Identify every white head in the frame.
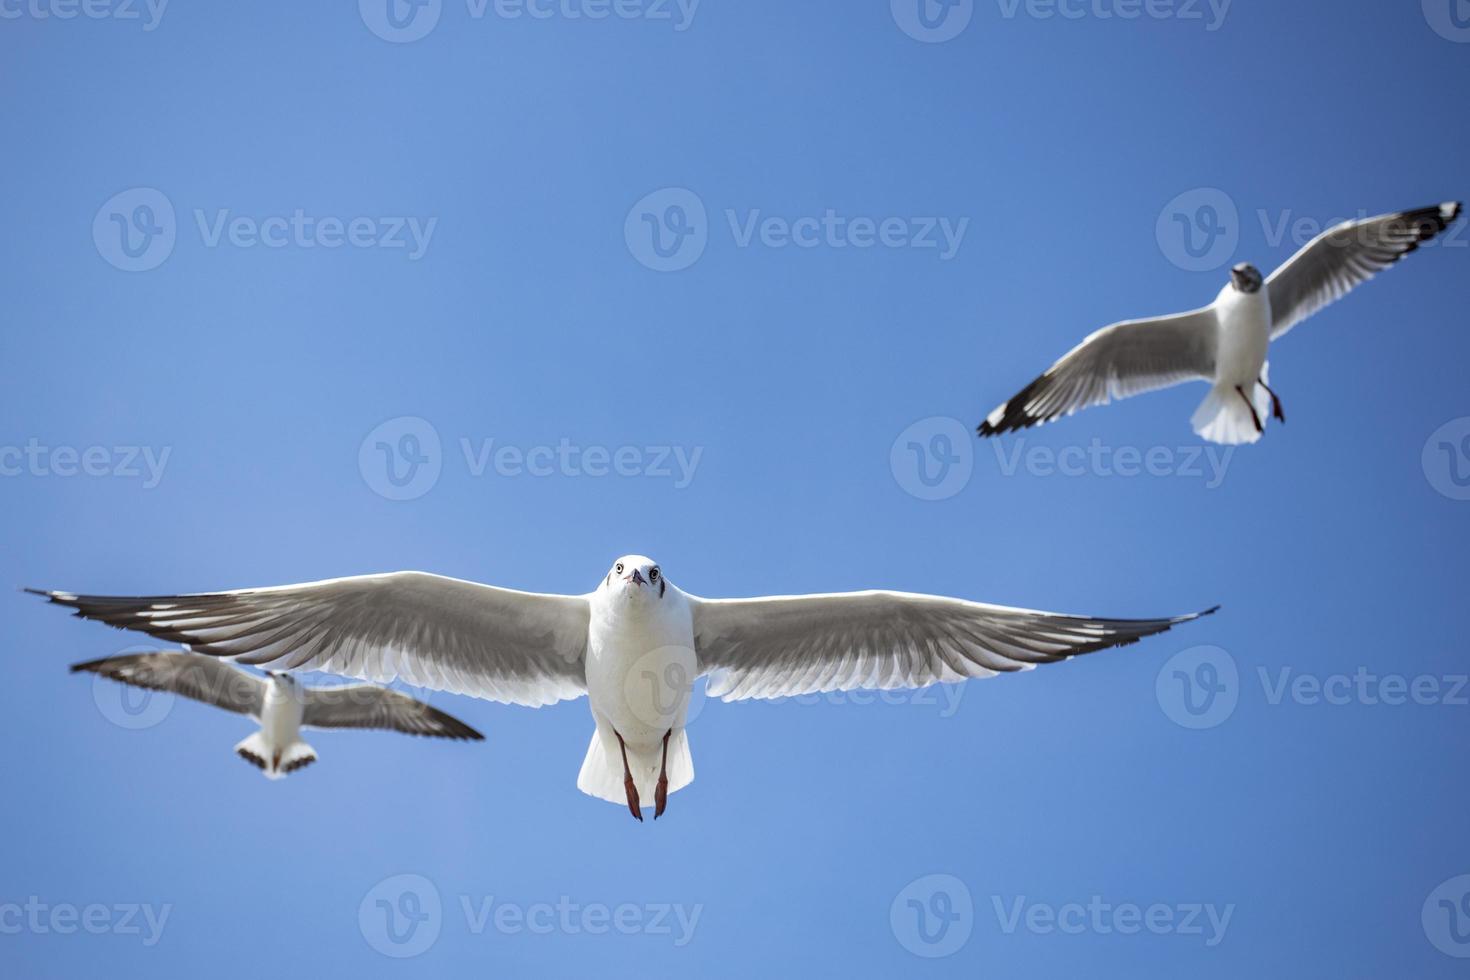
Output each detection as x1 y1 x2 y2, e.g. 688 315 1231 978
602 554 668 602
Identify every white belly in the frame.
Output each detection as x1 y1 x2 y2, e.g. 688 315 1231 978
260 683 304 747
585 597 697 749
1214 289 1271 387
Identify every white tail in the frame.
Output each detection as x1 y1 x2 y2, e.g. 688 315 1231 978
577 727 693 806
234 732 317 780
1192 366 1271 446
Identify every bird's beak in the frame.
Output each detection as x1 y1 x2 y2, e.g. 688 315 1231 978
627 569 646 586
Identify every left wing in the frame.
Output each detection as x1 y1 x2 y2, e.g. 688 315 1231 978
1267 202 1461 340
302 684 483 740
691 590 1216 701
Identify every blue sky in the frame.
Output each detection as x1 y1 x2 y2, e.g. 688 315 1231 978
3 1 1469 976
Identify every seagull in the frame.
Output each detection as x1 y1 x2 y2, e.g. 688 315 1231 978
31 559 1216 819
979 202 1462 445
71 650 483 779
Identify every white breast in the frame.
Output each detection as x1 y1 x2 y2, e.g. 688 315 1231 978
584 588 697 748
1212 286 1271 387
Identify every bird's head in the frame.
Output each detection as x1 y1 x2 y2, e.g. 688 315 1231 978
603 554 667 601
1229 263 1263 294
266 670 296 687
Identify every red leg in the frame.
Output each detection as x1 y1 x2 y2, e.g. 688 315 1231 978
1258 378 1285 423
654 729 672 820
616 731 643 822
1235 385 1263 433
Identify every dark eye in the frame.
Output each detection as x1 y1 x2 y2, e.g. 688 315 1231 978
615 563 624 574
649 568 660 582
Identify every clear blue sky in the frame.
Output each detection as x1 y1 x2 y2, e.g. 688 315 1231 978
3 2 1468 977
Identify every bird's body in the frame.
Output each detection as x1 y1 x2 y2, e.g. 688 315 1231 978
38 557 1215 819
70 651 482 779
979 202 1461 444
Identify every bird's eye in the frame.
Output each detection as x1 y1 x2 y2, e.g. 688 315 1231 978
649 568 660 582
615 563 624 574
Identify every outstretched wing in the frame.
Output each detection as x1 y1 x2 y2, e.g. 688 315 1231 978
1267 202 1462 340
32 572 590 707
979 308 1216 436
302 684 483 740
70 650 264 716
691 590 1216 701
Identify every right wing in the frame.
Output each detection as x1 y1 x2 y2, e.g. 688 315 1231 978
70 651 264 716
302 684 484 741
979 308 1216 436
34 572 590 707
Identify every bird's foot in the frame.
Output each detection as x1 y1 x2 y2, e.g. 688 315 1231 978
1236 386 1264 434
1269 392 1285 423
623 774 644 822
654 729 671 820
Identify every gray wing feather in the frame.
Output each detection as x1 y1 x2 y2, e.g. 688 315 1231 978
70 651 264 715
979 308 1217 436
691 591 1217 701
35 573 590 707
302 684 483 740
1267 202 1461 340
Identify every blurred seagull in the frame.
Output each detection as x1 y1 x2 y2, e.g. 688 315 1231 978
71 650 483 779
979 202 1462 444
34 560 1214 818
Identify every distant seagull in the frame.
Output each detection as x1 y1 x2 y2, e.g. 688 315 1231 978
33 560 1214 818
979 202 1462 444
71 650 483 779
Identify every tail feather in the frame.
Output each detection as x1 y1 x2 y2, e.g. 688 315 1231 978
1192 369 1270 446
234 732 316 780
577 728 693 807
